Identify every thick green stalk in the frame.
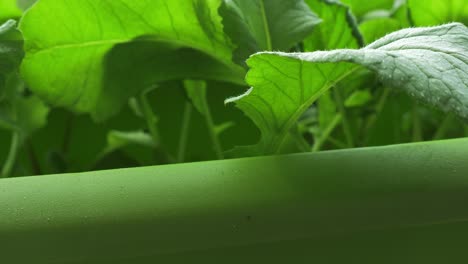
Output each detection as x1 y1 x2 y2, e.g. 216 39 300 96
1 139 468 263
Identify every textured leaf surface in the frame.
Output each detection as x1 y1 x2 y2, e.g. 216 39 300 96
230 23 468 155
220 0 321 65
20 0 244 120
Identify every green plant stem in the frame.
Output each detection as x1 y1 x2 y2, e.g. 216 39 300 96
136 89 175 164
432 114 454 140
1 132 20 178
312 114 342 152
27 139 42 175
412 105 423 142
62 112 74 154
363 87 391 137
333 87 354 148
177 102 193 163
259 0 273 51
138 91 160 145
201 100 224 160
327 136 348 149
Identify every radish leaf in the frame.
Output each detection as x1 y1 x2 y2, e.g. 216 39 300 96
229 23 468 155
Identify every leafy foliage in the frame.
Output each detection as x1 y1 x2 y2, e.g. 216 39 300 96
220 0 321 65
229 23 467 155
0 0 467 176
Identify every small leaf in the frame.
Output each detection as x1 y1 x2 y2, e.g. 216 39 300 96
106 130 156 151
97 130 156 164
345 90 372 108
229 23 468 156
15 95 49 135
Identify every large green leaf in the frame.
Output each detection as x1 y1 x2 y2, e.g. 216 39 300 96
409 0 468 26
20 0 245 120
228 23 468 156
0 0 21 23
220 0 321 65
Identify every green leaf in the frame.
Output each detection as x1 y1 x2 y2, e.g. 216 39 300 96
304 0 363 51
318 91 336 131
220 0 321 65
0 20 23 95
14 95 49 135
1 20 47 136
185 80 210 116
0 0 21 23
340 0 393 19
303 0 363 150
100 130 156 158
359 1 411 43
409 0 468 26
184 79 224 159
345 90 372 108
19 0 245 120
229 23 468 156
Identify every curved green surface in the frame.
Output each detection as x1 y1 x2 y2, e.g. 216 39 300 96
1 138 468 263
